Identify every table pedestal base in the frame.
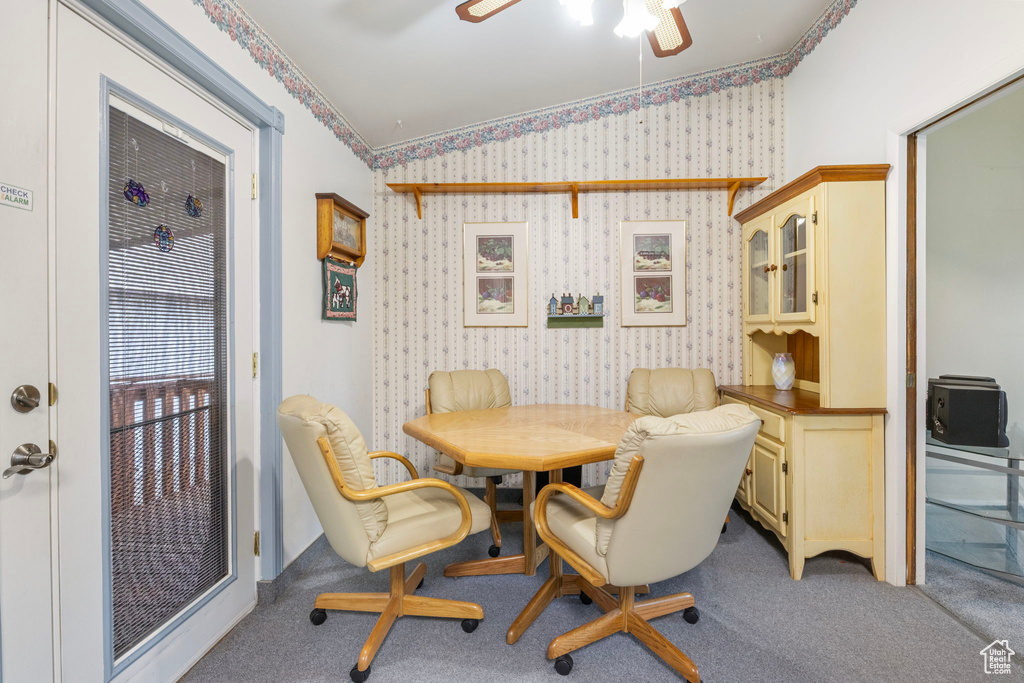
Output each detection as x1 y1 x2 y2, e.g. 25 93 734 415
443 545 550 577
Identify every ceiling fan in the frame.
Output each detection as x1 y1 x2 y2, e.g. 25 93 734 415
456 0 693 58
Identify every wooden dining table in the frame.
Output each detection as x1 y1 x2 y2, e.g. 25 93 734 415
402 403 640 643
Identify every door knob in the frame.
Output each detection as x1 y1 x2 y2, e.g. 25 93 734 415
3 443 56 479
10 385 41 413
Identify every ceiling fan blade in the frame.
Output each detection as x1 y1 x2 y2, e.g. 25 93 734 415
456 0 526 23
644 1 693 57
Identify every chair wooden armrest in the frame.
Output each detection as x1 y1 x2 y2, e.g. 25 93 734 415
317 437 473 571
432 460 464 476
534 455 644 587
368 451 420 480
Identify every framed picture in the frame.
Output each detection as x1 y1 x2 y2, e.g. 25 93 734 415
463 222 529 327
322 258 357 321
619 221 686 326
316 193 369 266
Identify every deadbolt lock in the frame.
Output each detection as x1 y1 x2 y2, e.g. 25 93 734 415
11 385 41 413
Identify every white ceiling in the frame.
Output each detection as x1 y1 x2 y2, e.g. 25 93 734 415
235 0 834 148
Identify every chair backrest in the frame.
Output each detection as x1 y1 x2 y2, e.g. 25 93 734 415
625 368 718 417
427 369 511 414
277 395 388 568
597 404 760 587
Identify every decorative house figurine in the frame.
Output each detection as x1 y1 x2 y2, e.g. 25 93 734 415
561 294 575 315
578 294 591 315
593 294 604 315
549 294 558 316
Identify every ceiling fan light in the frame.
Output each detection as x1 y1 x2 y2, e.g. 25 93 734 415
559 0 596 26
614 0 660 38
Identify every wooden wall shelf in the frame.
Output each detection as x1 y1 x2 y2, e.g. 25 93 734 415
387 177 768 219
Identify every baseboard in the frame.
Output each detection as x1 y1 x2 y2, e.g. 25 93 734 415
256 534 329 605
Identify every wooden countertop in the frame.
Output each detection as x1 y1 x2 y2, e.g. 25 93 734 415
718 385 887 416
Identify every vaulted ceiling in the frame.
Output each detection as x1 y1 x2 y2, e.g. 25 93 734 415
235 0 837 147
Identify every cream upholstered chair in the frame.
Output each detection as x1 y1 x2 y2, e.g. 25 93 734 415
278 395 491 683
625 367 733 534
625 367 718 417
426 369 518 557
534 404 760 681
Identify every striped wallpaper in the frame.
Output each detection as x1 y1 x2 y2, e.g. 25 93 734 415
371 79 786 488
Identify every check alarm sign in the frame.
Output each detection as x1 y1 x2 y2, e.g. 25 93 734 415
0 183 33 211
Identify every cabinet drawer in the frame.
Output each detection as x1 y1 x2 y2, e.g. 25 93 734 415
722 394 786 442
748 404 786 443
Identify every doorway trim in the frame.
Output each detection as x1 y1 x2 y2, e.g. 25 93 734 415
75 0 286 581
902 71 1024 585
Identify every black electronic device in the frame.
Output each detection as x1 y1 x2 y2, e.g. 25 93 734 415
927 375 1009 448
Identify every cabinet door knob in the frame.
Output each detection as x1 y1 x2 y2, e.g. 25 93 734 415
770 264 778 272
782 263 789 272
763 265 770 273
745 468 753 476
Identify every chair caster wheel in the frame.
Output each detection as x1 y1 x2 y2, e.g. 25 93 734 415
554 654 573 675
349 665 370 682
461 618 479 633
309 608 327 626
579 592 593 605
683 606 700 624
417 578 424 590
721 522 728 534
488 545 501 557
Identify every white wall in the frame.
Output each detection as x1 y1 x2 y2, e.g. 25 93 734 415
787 0 1024 178
785 0 1024 584
128 0 376 567
925 84 1024 506
371 81 785 489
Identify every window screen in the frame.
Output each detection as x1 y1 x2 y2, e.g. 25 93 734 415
107 104 229 659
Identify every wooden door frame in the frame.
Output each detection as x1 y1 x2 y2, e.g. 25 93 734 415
903 73 1024 585
905 133 918 584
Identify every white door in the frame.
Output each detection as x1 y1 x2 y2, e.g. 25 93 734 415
0 4 57 681
53 6 258 681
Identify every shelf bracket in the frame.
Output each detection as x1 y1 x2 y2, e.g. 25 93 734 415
412 186 423 219
571 183 580 219
727 180 742 216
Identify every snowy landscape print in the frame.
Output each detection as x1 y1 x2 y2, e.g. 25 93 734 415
633 234 671 271
477 236 514 272
635 276 672 313
477 277 514 314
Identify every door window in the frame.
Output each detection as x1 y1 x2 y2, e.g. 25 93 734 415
107 104 229 658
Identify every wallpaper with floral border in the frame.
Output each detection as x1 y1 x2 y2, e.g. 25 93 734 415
191 0 374 166
192 0 855 169
370 80 785 489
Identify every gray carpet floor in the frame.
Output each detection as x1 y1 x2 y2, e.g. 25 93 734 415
919 551 1023 653
183 509 1022 682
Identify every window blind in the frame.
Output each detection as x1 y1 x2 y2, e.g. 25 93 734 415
107 105 229 659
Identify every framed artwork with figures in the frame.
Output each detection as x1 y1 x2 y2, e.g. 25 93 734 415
463 222 528 327
619 221 686 326
316 193 369 266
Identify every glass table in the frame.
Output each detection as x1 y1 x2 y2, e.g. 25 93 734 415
925 434 1022 578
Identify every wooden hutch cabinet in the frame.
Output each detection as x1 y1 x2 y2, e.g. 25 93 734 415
722 165 889 580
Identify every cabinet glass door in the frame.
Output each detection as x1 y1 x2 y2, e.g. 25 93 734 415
775 202 815 323
745 222 772 322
